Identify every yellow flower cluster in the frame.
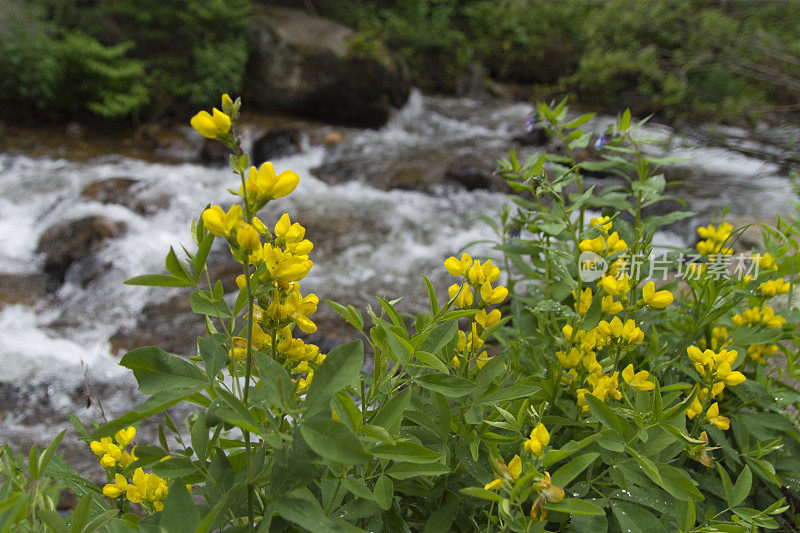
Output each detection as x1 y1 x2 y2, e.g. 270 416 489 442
444 253 507 370
578 231 628 256
757 279 790 297
747 344 779 365
91 427 170 511
483 455 565 520
732 305 785 329
696 222 733 257
686 346 747 430
89 427 136 469
697 326 730 351
102 468 169 512
559 314 650 412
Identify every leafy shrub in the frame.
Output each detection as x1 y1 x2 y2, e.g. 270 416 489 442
2 96 800 531
0 1 147 119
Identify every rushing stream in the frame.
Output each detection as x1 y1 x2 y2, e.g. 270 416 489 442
0 91 796 472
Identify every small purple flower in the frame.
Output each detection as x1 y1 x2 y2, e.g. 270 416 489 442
595 133 609 151
525 112 538 133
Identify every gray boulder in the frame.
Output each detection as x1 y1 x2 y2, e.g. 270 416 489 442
246 6 411 128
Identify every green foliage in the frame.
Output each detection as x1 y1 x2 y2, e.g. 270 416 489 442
0 1 147 118
103 0 250 109
0 0 249 119
321 0 800 119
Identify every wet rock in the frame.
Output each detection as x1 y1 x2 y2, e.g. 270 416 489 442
36 216 127 286
322 131 344 146
0 273 48 309
135 123 202 162
199 138 231 166
65 122 83 139
445 165 493 191
246 5 411 127
251 128 302 164
512 124 548 146
109 294 203 356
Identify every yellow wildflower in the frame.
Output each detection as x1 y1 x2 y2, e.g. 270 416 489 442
642 281 673 308
114 427 136 448
444 253 473 277
480 282 508 304
524 423 550 456
190 108 231 139
102 473 128 499
236 223 261 254
448 283 474 309
243 162 300 203
573 288 593 315
202 204 243 238
621 364 655 391
475 308 501 329
705 402 730 430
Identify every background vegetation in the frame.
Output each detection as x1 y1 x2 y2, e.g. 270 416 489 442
1 0 798 123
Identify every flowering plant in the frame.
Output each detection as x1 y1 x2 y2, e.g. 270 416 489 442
5 97 800 532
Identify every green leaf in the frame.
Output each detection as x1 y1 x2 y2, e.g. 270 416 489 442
385 462 450 480
717 463 735 505
37 430 66 476
165 246 192 281
151 457 198 479
586 394 633 438
551 453 599 488
544 498 605 516
206 390 262 435
360 424 394 444
371 442 441 463
611 500 666 533
300 418 371 465
731 466 752 507
39 510 68 533
675 500 696 532
373 475 393 511
273 497 347 533
69 493 91 533
626 446 662 485
459 487 505 503
190 291 232 319
193 234 215 281
305 341 363 417
423 493 459 533
326 299 364 332
419 320 457 355
253 350 292 410
197 337 227 379
415 374 476 398
543 435 602 467
159 479 200 532
657 462 704 502
422 275 439 315
90 388 201 439
371 388 410 432
643 211 694 232
121 346 208 394
124 274 194 287
413 350 449 373
477 385 539 405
